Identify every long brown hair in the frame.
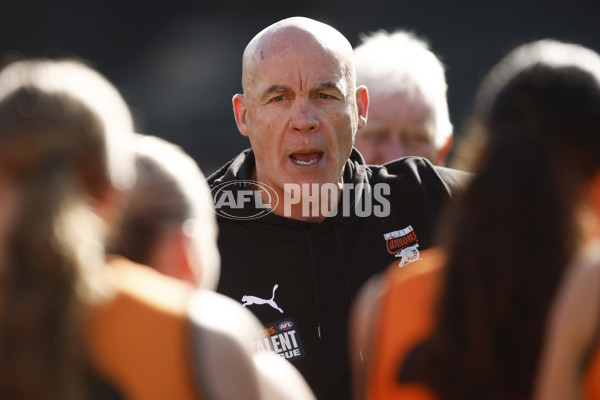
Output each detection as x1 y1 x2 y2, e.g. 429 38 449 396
415 41 600 399
0 60 134 400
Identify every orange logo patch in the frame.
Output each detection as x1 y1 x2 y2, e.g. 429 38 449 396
383 226 419 255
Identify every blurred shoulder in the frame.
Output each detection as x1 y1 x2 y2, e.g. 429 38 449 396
382 247 447 295
369 157 471 196
187 289 316 400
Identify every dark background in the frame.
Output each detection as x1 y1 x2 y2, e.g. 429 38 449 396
3 0 599 174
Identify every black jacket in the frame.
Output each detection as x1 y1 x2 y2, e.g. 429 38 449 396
208 148 469 400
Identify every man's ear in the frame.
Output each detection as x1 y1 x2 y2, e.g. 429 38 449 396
233 94 249 137
436 134 454 166
356 85 368 130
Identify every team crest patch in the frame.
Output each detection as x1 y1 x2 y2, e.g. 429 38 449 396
384 226 421 267
251 318 306 361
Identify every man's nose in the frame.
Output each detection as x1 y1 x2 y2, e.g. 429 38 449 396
289 100 319 133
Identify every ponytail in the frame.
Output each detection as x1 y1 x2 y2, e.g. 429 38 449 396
0 156 105 400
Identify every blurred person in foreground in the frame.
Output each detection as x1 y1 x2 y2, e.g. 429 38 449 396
108 134 221 289
353 30 453 166
0 58 136 400
208 16 469 400
0 59 314 400
534 240 600 400
108 133 315 399
350 39 600 399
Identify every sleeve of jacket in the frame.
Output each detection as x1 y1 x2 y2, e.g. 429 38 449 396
432 166 472 198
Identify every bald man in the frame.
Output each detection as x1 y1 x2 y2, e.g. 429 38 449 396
208 17 469 399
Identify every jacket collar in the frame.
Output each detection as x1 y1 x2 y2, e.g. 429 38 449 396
207 148 370 224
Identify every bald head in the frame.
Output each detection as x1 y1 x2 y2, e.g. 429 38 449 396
242 17 356 92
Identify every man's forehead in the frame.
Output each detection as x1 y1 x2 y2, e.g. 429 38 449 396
368 90 433 124
242 18 354 90
246 18 352 59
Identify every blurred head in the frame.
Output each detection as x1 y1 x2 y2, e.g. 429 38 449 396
421 40 600 399
110 135 220 289
0 59 135 193
0 58 134 399
232 16 368 219
476 39 600 212
354 30 452 165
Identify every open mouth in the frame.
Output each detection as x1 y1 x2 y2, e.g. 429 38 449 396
289 152 323 166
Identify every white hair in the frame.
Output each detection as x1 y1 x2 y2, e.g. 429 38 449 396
354 30 452 149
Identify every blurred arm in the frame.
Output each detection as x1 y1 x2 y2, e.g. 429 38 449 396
533 244 600 400
187 289 315 400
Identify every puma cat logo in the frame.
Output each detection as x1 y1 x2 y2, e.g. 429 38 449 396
241 284 284 313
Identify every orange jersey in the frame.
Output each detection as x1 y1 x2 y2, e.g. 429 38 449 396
86 256 201 400
365 248 600 400
364 249 443 400
585 346 600 399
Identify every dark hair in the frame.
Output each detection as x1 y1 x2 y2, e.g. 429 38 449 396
416 40 600 399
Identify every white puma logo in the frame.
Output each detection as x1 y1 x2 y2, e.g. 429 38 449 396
241 284 284 313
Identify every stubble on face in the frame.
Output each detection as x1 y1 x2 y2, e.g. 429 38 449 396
236 18 365 221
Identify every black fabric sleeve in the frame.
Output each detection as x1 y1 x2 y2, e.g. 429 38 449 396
433 166 472 198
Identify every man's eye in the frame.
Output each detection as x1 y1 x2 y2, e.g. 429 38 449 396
319 93 330 99
272 95 284 102
404 132 431 145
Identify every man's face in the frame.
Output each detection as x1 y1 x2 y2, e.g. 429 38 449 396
234 38 367 196
354 90 436 165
